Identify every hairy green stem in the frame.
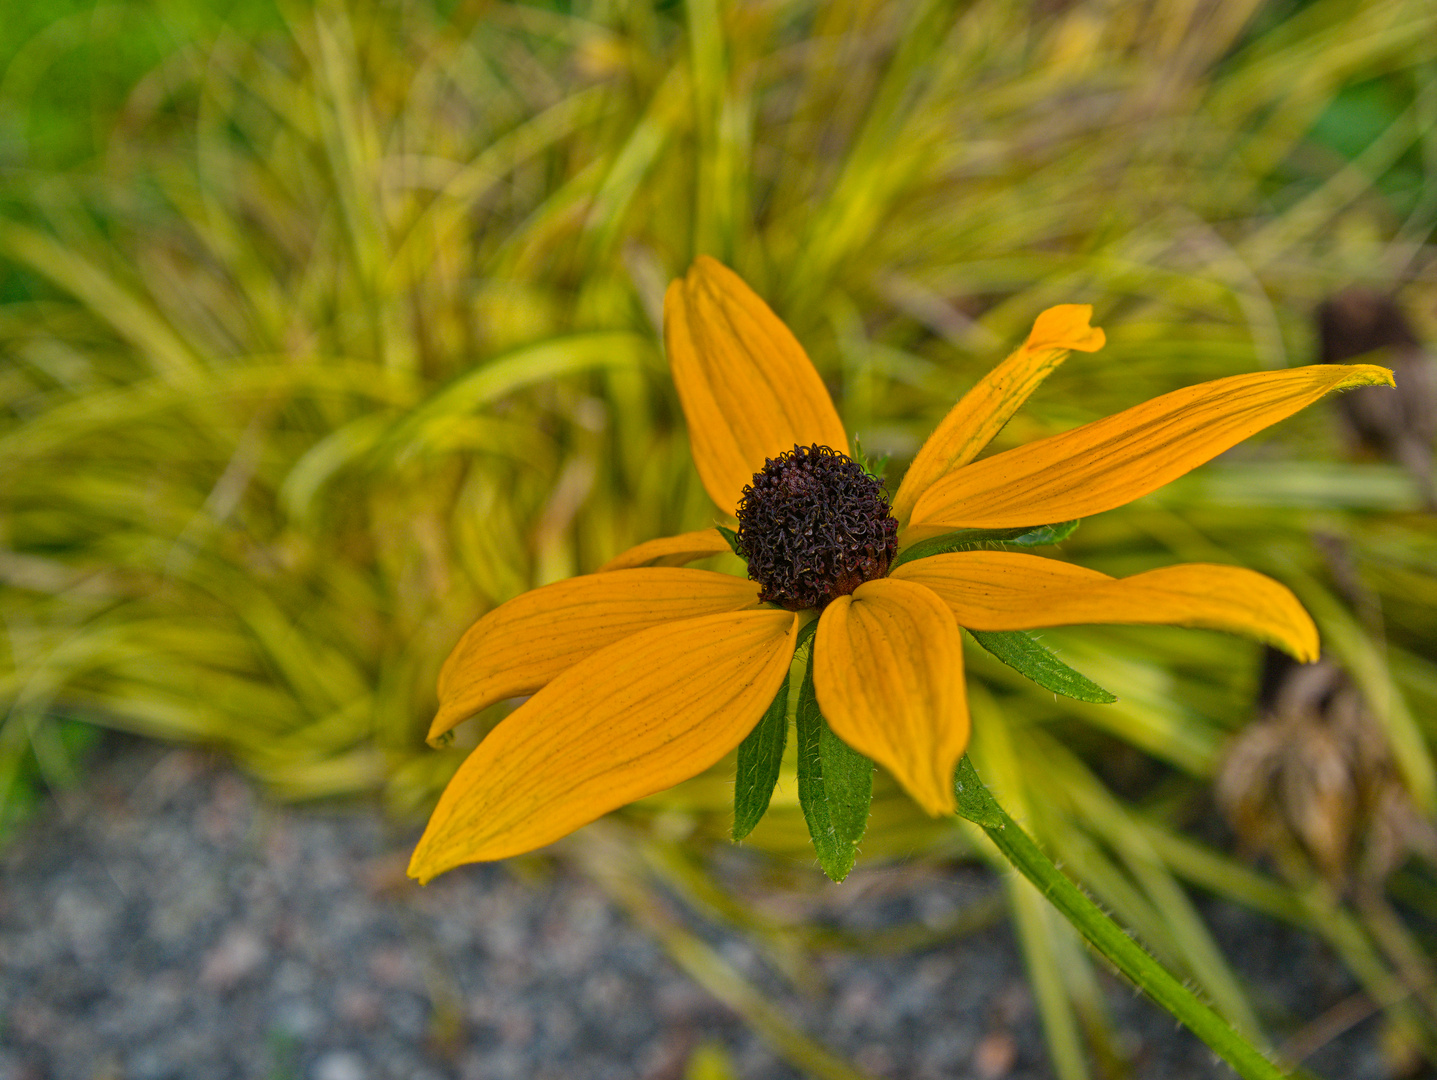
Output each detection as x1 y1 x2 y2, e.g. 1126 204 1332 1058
953 757 1289 1080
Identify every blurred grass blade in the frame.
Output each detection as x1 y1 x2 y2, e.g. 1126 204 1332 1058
386 332 655 463
0 220 204 385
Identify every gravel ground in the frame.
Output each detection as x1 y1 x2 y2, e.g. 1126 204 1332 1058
0 735 1396 1080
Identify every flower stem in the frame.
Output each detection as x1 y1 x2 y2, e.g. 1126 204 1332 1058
953 756 1289 1080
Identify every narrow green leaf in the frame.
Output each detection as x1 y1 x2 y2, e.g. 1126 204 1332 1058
891 528 1029 567
796 648 873 882
952 754 1005 829
715 524 743 558
853 435 889 482
968 629 1118 703
889 521 1077 569
732 677 788 841
1009 520 1079 546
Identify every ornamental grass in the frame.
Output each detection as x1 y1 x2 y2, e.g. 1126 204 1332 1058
3 0 1437 1076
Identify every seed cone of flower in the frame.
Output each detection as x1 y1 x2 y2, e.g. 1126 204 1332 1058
736 444 898 611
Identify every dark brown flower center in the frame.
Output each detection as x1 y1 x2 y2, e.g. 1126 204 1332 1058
735 444 898 611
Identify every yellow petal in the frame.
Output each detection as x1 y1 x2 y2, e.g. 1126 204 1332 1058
893 550 1318 661
812 578 968 816
892 305 1105 526
409 609 799 880
596 528 733 572
910 364 1395 530
430 568 761 742
666 256 849 512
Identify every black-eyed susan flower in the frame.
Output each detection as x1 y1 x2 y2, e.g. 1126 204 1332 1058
408 256 1394 883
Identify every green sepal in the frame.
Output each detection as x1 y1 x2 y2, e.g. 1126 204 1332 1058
795 639 874 882
732 674 790 841
968 628 1117 703
888 520 1078 569
715 524 743 558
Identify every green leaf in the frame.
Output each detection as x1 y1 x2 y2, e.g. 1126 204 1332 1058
888 521 1077 569
968 629 1117 703
732 675 789 841
1009 520 1079 546
853 435 889 482
796 645 874 882
952 755 1004 830
715 524 743 558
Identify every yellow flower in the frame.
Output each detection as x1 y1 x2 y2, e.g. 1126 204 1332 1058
408 256 1394 883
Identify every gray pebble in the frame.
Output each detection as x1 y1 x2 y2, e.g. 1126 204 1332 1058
313 1050 367 1080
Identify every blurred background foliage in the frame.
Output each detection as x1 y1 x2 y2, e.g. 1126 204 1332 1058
2 0 1436 1076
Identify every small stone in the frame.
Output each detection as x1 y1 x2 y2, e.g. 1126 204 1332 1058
199 927 265 990
973 1031 1017 1079
272 998 322 1038
367 945 419 989
853 1044 895 1075
312 1050 367 1080
337 987 382 1028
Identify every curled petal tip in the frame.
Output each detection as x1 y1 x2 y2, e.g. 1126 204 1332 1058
1333 363 1395 390
1026 304 1105 354
890 302 1105 524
